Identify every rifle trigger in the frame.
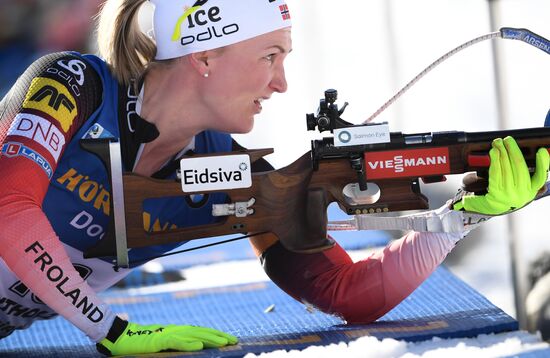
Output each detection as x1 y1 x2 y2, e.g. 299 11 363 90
212 198 256 217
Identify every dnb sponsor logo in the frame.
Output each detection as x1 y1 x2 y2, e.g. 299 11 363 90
172 0 239 46
8 113 65 162
2 142 53 179
22 77 77 132
364 147 450 179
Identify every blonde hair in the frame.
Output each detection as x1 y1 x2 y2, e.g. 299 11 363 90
96 0 156 86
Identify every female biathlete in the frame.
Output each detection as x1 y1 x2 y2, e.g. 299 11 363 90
0 0 547 355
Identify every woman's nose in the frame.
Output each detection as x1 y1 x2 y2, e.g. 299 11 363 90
269 65 288 93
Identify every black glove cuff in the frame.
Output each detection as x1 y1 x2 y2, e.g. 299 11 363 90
105 316 129 343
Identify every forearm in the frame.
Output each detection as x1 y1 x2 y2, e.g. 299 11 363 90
261 231 459 323
370 231 459 316
0 202 115 342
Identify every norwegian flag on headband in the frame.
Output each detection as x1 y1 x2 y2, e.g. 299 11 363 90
279 4 291 20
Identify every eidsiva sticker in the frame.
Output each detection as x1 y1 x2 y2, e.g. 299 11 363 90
180 154 252 193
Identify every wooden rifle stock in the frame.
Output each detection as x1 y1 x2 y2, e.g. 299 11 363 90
81 127 550 264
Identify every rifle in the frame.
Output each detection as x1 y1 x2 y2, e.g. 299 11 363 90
80 88 550 268
81 27 550 268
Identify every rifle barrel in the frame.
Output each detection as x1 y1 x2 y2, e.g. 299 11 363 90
313 127 550 162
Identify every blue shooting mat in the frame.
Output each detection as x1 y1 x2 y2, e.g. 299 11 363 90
0 267 519 357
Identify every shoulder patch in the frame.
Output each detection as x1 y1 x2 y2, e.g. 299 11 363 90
8 113 66 162
1 141 54 179
22 77 77 133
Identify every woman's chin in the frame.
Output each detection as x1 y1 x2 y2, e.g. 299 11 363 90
234 118 255 134
215 115 255 134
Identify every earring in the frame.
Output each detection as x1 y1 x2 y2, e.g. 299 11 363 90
203 72 209 78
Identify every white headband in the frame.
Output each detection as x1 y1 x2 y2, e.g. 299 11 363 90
149 0 292 60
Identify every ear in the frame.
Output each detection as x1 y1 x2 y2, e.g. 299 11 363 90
188 51 210 77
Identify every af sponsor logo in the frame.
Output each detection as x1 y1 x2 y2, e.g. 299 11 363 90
172 0 239 47
23 77 77 132
180 154 252 192
8 113 65 162
364 147 450 179
1 142 53 179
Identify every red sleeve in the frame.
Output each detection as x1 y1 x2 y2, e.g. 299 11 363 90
0 53 116 341
261 231 458 323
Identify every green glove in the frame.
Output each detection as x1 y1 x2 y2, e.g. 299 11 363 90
453 136 549 215
97 317 238 356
